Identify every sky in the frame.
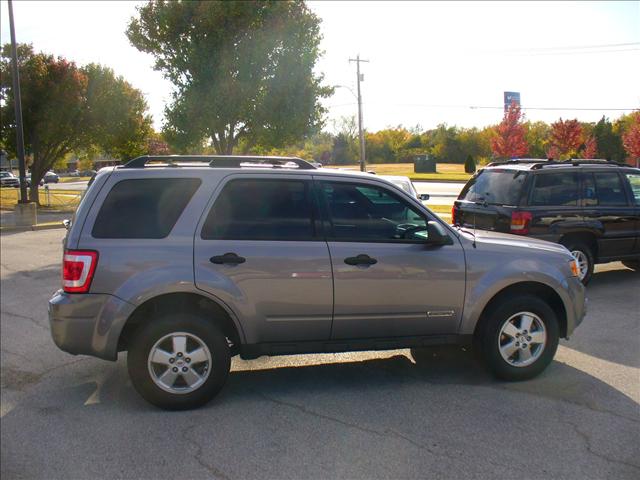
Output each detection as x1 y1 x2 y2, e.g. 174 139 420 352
1 0 639 134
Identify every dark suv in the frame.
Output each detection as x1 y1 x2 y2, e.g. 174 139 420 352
452 159 640 283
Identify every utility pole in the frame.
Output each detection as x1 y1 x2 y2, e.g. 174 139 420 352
8 0 28 203
349 55 369 172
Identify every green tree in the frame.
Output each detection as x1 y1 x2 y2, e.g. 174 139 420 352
1 44 151 202
464 154 476 173
525 121 551 158
593 116 625 161
128 0 332 154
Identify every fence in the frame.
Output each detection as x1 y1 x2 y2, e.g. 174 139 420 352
0 186 83 211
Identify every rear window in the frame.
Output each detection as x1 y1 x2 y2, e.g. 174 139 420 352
459 169 528 206
530 172 579 206
92 178 201 239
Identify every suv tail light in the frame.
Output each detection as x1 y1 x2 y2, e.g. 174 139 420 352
451 205 458 225
63 250 98 293
510 211 532 235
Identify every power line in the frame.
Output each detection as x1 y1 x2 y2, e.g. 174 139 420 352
326 102 638 112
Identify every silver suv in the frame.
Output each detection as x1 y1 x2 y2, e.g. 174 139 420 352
49 156 586 410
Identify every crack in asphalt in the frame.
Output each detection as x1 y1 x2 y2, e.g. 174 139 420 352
1 309 49 331
563 419 640 472
255 390 511 470
180 424 232 480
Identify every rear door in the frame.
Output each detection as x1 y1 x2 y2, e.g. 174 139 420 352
318 177 466 339
622 171 640 254
582 170 638 259
194 174 333 344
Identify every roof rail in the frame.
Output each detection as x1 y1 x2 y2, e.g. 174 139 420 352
486 158 549 167
122 155 317 170
531 158 625 169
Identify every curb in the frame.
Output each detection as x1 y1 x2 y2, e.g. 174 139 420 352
0 222 66 233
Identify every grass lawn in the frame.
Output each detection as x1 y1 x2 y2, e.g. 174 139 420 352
324 163 473 182
1 188 82 212
58 176 91 183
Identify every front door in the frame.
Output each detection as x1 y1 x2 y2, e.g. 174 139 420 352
317 178 466 339
194 175 333 344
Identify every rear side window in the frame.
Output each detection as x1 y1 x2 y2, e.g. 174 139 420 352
594 172 627 206
201 179 315 240
92 178 201 239
530 172 579 206
625 173 640 205
458 169 528 206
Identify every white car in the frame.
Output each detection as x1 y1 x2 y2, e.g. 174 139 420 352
379 175 429 201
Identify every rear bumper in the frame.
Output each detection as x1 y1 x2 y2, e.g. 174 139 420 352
48 290 136 361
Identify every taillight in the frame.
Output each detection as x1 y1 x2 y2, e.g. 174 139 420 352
451 205 458 225
510 211 532 235
62 250 98 293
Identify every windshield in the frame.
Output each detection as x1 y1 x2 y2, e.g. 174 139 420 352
458 169 528 206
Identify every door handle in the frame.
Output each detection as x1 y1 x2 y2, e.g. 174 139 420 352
210 252 246 265
344 254 377 266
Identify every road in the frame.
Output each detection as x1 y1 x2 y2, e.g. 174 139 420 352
1 229 639 480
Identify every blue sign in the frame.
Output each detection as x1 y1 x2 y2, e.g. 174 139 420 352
504 91 521 111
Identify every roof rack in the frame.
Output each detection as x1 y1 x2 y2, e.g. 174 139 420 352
122 155 317 170
530 158 625 169
486 158 548 167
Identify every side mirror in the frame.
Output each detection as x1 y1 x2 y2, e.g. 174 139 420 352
418 193 430 201
63 219 71 230
425 221 453 246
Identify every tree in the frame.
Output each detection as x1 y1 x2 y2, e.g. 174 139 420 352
548 118 582 159
491 101 528 159
464 154 476 173
622 111 640 167
525 121 551 158
128 0 332 154
1 44 152 202
593 116 625 162
581 135 598 159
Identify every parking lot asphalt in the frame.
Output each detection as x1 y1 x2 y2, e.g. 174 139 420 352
1 229 639 480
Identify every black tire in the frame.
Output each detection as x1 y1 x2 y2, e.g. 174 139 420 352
476 295 559 381
562 241 594 285
127 313 230 410
622 259 640 271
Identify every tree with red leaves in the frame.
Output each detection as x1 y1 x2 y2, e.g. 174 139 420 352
622 111 640 167
581 135 598 159
548 118 582 159
491 101 528 159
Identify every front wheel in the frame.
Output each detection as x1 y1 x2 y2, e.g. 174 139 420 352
127 313 230 410
477 295 559 381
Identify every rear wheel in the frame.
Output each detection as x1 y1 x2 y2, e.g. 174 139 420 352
127 313 230 410
477 295 559 381
563 241 594 285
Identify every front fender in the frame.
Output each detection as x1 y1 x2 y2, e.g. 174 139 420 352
459 257 582 337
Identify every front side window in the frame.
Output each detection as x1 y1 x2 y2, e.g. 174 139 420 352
594 172 627 206
625 173 640 206
320 181 427 242
201 179 315 241
530 172 579 206
92 178 201 239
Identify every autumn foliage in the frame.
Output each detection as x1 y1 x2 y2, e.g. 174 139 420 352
622 111 640 164
581 135 598 159
491 101 528 158
548 118 583 159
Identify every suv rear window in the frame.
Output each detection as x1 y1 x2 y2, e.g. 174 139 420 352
92 178 201 239
201 179 315 241
458 169 528 206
